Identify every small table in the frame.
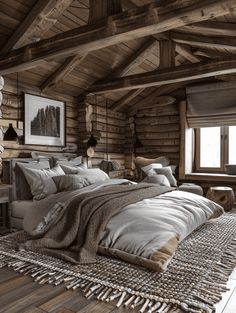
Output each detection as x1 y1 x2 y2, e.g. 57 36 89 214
0 184 12 228
206 186 235 211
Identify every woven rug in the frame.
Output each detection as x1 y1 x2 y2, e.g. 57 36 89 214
1 213 236 313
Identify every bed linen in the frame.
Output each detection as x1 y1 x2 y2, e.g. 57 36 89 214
22 179 224 272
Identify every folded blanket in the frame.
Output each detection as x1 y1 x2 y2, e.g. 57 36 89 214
22 183 173 264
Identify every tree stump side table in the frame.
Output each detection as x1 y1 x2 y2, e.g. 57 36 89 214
206 186 235 211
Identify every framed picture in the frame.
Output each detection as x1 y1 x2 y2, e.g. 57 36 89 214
24 93 65 146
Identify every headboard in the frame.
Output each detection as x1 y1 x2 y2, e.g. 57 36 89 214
2 158 51 201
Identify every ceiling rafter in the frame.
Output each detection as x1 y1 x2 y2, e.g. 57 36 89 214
0 0 73 56
88 56 236 94
40 0 123 92
0 0 235 75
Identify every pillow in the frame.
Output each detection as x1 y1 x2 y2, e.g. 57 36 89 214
60 163 87 174
21 165 65 200
76 168 110 184
154 167 177 187
53 175 91 191
15 160 51 200
141 163 163 175
53 156 84 167
135 156 170 168
146 175 171 187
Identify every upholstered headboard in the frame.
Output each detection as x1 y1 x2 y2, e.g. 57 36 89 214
2 158 51 201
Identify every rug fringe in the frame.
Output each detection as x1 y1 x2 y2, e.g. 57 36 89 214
0 232 236 313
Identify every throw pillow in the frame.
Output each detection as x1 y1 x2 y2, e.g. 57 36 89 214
154 167 177 187
53 175 91 191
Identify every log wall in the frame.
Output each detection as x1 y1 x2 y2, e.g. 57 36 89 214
77 96 126 169
0 78 126 172
125 101 180 175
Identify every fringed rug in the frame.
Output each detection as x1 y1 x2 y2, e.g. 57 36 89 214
1 213 236 313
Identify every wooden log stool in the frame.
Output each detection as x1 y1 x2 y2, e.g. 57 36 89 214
206 186 235 211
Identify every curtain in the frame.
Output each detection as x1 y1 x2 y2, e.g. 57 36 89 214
186 81 236 128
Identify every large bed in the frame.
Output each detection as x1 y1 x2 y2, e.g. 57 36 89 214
5 157 224 273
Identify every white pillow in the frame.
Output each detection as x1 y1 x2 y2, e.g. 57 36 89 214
154 166 177 187
76 168 110 184
21 165 65 200
146 175 171 187
141 163 163 175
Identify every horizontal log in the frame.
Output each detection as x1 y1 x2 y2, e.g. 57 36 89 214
136 124 179 132
89 56 236 93
135 115 179 125
1 0 235 74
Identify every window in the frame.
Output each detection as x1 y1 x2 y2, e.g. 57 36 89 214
195 126 236 173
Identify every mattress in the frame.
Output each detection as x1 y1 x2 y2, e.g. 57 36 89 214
11 200 34 219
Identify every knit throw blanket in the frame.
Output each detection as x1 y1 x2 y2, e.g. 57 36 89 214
21 183 172 264
0 213 236 313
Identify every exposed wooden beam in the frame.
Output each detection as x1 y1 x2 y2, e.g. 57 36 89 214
40 55 87 91
175 44 201 63
159 40 175 69
179 21 236 37
41 0 122 91
112 89 145 112
194 49 234 59
0 0 235 74
107 37 157 78
171 32 236 51
88 56 236 93
0 0 73 55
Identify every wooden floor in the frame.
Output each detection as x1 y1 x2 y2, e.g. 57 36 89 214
0 266 236 313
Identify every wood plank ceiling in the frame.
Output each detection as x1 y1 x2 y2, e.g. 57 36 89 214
0 0 236 111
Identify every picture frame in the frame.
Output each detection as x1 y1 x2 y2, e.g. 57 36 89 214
24 93 65 147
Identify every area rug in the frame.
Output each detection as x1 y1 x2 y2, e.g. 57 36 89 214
0 213 236 313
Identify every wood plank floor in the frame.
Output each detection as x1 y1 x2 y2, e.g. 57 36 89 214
0 266 236 313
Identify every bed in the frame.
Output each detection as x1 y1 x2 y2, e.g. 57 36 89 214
4 157 224 273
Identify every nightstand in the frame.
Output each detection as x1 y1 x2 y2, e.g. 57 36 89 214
0 184 12 228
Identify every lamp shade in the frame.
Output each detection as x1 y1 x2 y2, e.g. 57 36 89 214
87 134 97 147
3 123 18 141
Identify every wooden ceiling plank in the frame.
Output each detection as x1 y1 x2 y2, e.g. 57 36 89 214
1 0 236 74
40 54 87 91
112 89 145 112
178 21 236 37
0 0 74 55
41 0 122 92
88 56 236 93
171 32 236 51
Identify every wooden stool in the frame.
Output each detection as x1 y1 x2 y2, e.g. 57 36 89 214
206 186 235 211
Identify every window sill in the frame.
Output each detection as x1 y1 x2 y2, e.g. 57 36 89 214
185 173 236 183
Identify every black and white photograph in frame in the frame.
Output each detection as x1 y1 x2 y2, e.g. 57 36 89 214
24 93 65 146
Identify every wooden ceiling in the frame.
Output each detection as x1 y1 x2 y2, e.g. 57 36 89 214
0 0 236 111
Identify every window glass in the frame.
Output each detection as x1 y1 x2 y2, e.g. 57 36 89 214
229 126 236 164
200 127 221 168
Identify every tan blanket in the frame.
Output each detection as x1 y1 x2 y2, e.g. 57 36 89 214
22 183 172 264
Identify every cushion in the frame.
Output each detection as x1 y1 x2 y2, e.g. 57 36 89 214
60 163 87 174
20 165 65 200
141 163 163 175
154 167 177 187
178 183 203 196
146 175 171 187
76 168 110 184
135 156 170 168
15 160 51 200
54 156 83 167
53 175 91 191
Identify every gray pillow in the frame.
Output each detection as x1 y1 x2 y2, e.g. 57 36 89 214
154 167 177 187
76 168 110 184
60 163 87 174
15 160 51 200
146 175 171 187
54 156 84 167
21 164 65 200
53 175 91 191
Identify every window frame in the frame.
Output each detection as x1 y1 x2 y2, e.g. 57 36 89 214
195 126 229 173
